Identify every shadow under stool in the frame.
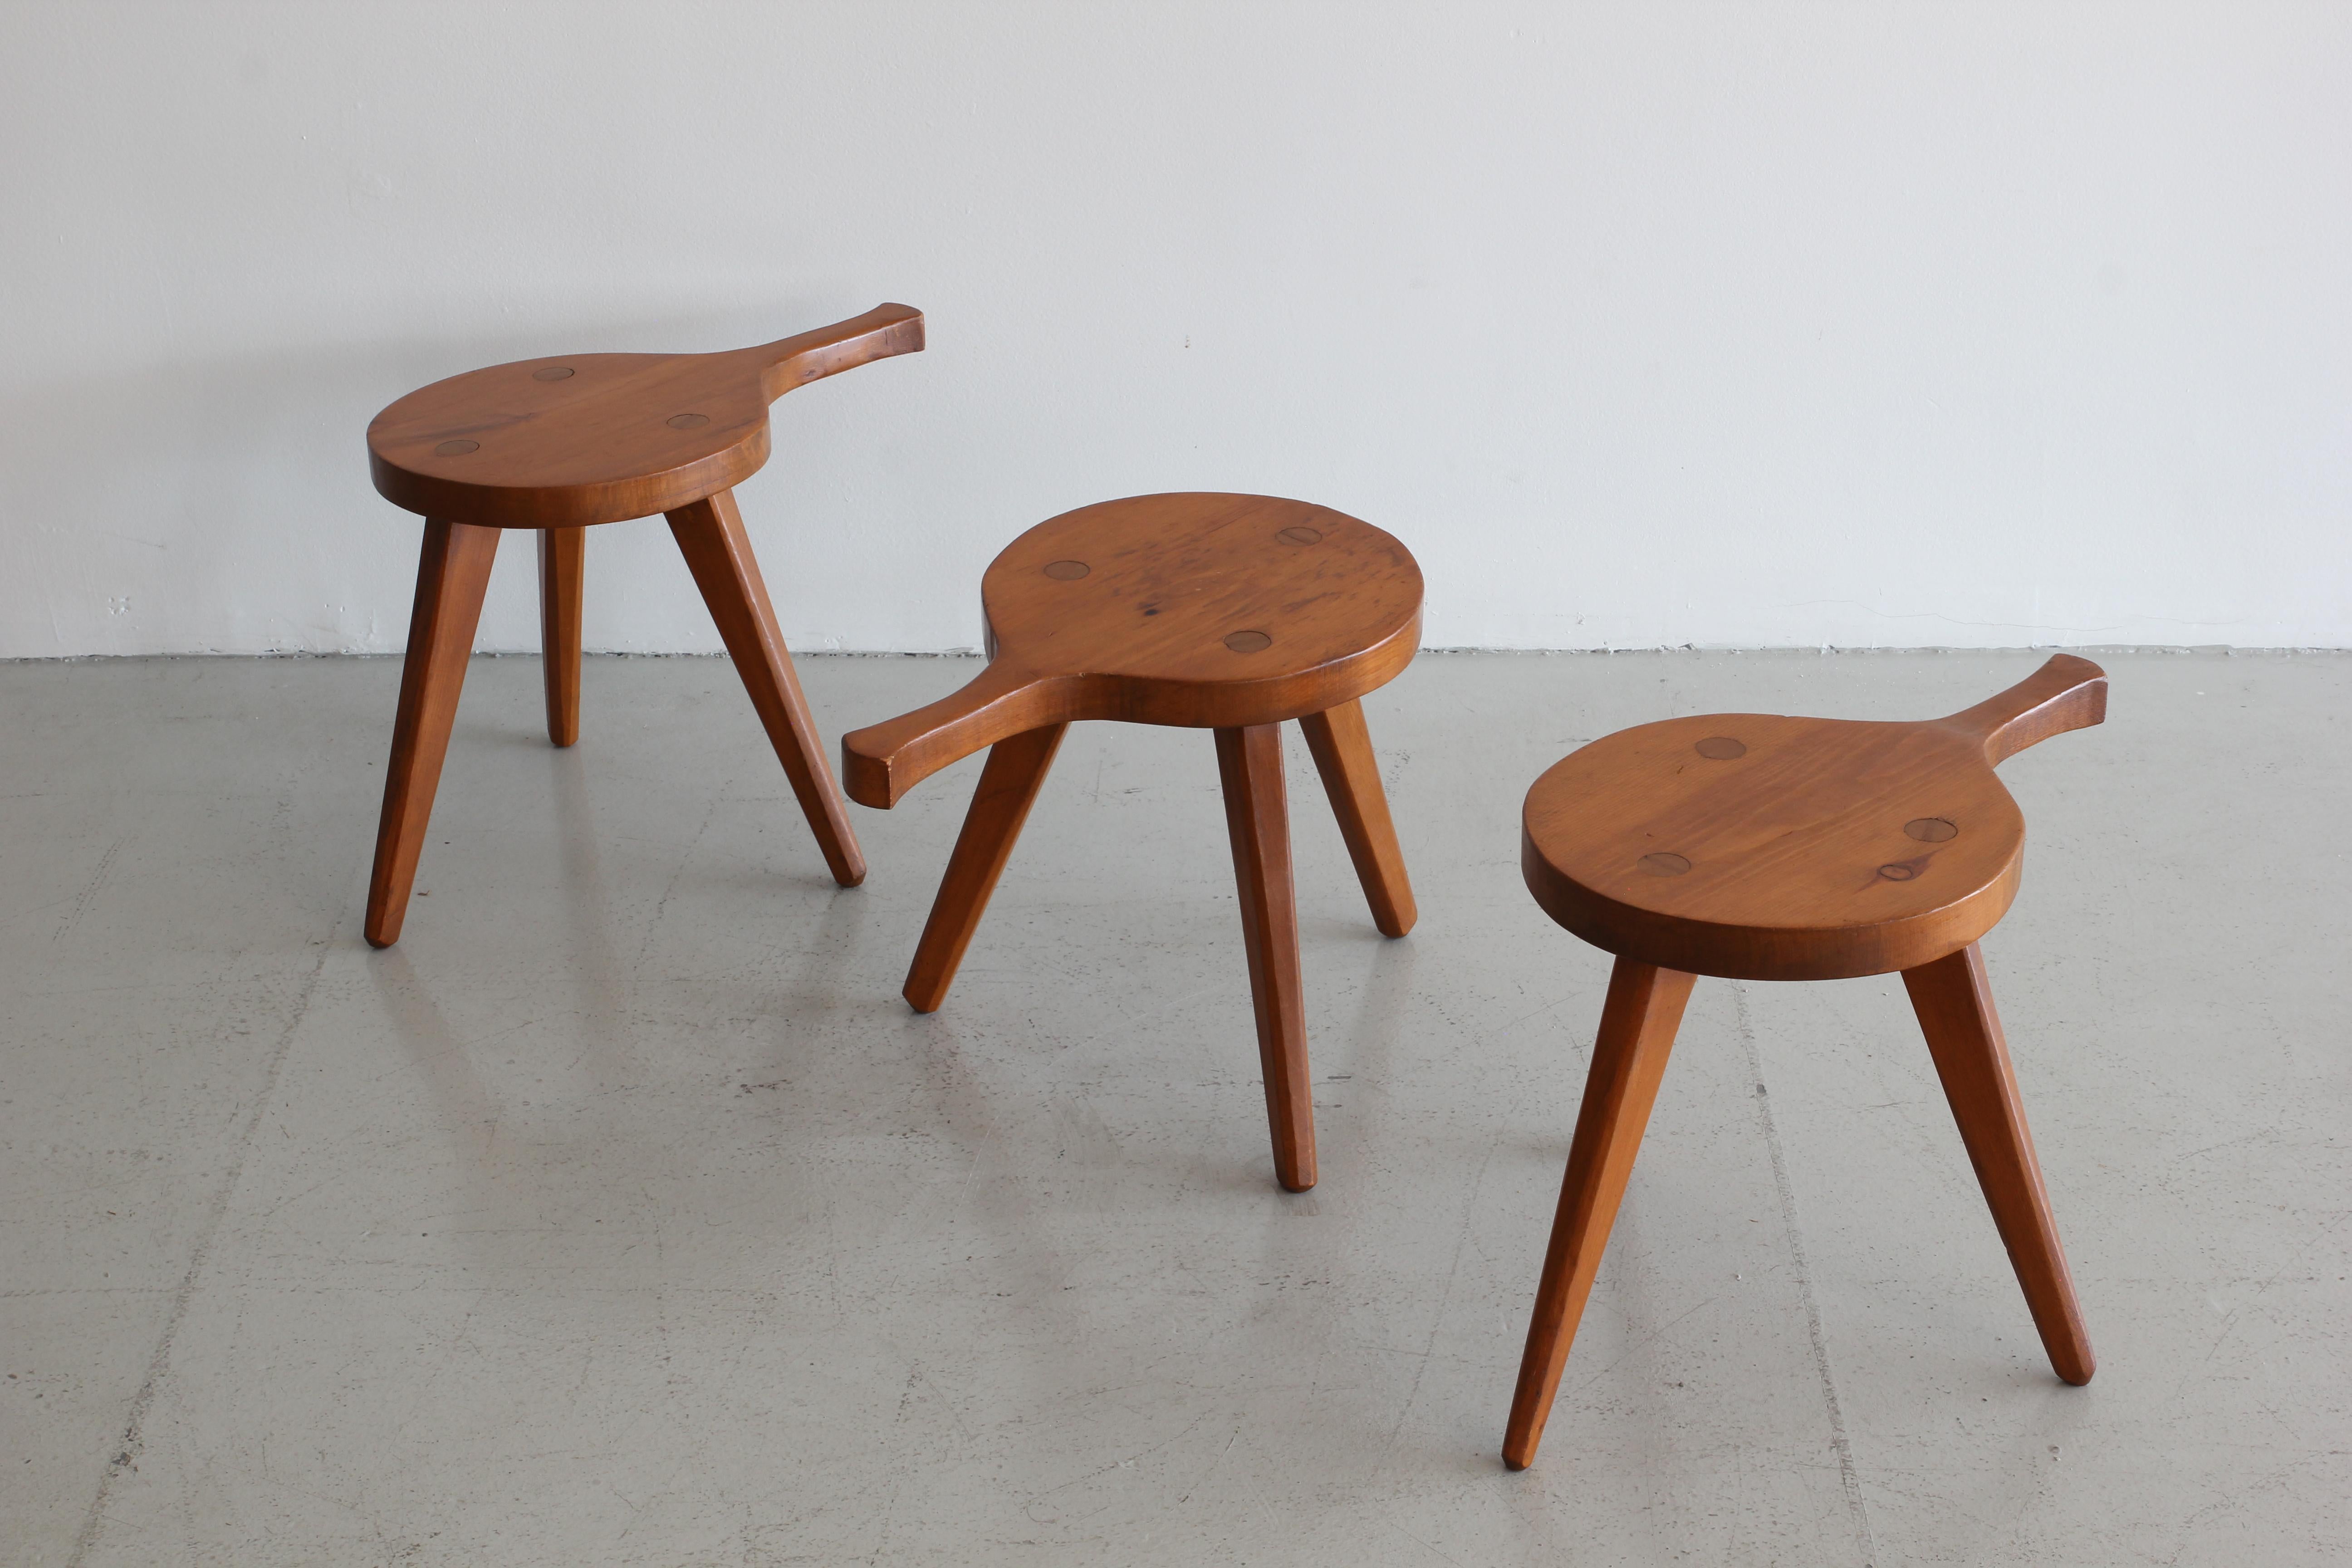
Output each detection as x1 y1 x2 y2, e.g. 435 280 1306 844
358 303 923 948
839 492 1423 1192
1503 654 2108 1469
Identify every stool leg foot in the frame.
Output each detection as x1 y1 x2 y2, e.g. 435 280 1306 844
1300 699 1416 937
1504 958 1695 1470
667 490 866 887
1215 724 1315 1192
1903 943 2096 1385
365 519 501 949
537 528 585 748
902 723 1068 1013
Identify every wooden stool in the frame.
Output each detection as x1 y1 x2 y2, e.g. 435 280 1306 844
1502 655 2107 1469
359 304 923 948
839 493 1422 1192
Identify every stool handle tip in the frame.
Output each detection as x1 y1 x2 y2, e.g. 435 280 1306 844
1941 653 2108 766
840 661 1064 808
752 303 925 402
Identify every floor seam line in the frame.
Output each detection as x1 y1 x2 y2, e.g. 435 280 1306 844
1733 980 1881 1568
65 917 343 1568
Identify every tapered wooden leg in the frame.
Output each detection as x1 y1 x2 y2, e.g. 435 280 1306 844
666 490 866 887
1215 724 1315 1192
537 527 585 748
1299 699 1416 937
364 519 502 949
1903 943 2096 1386
1503 958 1696 1470
902 723 1068 1013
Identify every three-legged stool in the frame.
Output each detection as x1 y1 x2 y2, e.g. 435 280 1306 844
839 493 1423 1192
1503 655 2107 1468
359 304 923 947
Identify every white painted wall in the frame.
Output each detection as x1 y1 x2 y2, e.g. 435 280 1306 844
3 1 2345 657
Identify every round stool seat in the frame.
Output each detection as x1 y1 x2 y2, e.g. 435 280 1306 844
365 304 922 529
1521 656 2107 983
843 492 1422 805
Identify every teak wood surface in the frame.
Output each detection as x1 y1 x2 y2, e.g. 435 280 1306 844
1503 657 2106 1471
843 493 1422 1191
367 304 922 528
838 493 1423 807
1217 722 1317 1191
1520 654 2108 981
536 528 585 747
359 305 921 948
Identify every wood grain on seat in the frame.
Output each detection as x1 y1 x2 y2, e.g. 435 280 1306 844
1521 656 2107 980
368 304 922 528
840 492 1422 807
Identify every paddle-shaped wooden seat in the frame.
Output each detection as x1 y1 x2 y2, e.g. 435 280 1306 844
360 303 922 948
840 492 1423 1192
1503 655 2107 1469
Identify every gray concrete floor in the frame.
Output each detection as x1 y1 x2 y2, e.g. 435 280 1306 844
2 650 2346 1566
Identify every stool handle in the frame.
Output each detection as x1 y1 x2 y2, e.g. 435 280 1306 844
746 303 925 402
1939 654 2108 766
840 661 1078 808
